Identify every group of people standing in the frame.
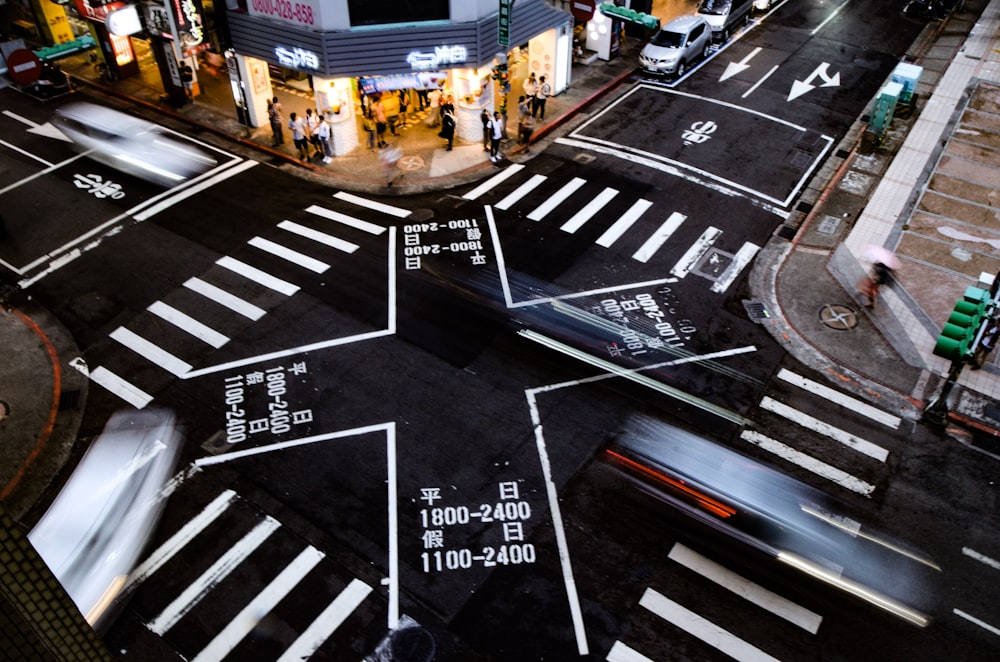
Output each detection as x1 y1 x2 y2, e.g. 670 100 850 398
521 72 552 120
267 97 335 164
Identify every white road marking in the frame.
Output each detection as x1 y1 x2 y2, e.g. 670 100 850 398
248 236 330 273
333 191 411 217
597 199 653 247
606 641 655 662
496 173 547 210
777 368 901 429
124 490 237 594
279 220 359 252
148 301 229 348
133 160 257 221
743 64 779 99
711 241 760 293
527 177 586 221
184 277 266 320
953 609 1000 637
759 396 889 462
216 256 300 295
669 543 823 633
633 211 686 263
109 326 192 376
460 163 525 200
88 366 153 409
640 588 782 662
560 187 619 233
306 204 387 234
191 546 324 662
0 139 52 166
147 516 281 635
670 226 722 279
277 578 373 662
739 430 876 496
962 547 1000 571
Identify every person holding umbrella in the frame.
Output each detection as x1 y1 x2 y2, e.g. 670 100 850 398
859 245 901 309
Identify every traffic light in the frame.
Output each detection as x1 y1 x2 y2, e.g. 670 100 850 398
933 286 991 362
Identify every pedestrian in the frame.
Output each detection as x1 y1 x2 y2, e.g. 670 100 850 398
398 89 409 127
521 113 536 150
363 114 376 149
440 109 456 151
268 96 284 146
534 75 551 119
523 72 538 115
425 87 442 127
318 113 333 163
305 108 323 158
488 111 504 163
417 87 429 110
441 94 455 118
288 112 308 161
381 144 403 187
859 261 893 309
372 95 388 147
480 107 491 151
384 91 400 136
179 61 194 99
517 95 530 143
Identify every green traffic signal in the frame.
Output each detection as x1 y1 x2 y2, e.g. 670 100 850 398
933 287 992 362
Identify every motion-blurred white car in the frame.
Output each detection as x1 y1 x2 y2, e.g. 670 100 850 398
753 0 773 12
53 102 216 187
28 408 182 631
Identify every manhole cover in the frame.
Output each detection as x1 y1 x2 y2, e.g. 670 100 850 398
819 304 858 330
397 155 425 171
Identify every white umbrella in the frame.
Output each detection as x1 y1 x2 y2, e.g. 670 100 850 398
863 244 901 270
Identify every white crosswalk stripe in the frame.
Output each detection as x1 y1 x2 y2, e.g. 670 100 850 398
497 173 547 210
560 187 619 233
670 226 722 278
633 211 686 263
87 191 401 408
527 177 587 221
597 199 653 248
759 396 890 462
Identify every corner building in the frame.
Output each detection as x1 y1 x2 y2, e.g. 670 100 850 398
225 0 573 154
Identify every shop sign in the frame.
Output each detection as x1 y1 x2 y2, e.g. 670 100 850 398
173 0 206 53
406 45 467 71
72 0 126 24
275 45 320 70
359 71 449 94
143 5 173 40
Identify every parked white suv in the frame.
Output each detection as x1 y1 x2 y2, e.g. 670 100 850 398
638 15 713 78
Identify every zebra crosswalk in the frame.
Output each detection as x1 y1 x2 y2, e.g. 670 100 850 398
463 164 761 286
122 488 378 661
82 191 405 408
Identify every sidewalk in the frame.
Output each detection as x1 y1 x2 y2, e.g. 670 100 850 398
5 2 1000 525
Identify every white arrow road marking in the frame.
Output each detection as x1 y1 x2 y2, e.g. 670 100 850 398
720 46 762 82
788 62 841 101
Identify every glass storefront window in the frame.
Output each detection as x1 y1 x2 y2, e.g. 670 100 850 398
348 0 448 27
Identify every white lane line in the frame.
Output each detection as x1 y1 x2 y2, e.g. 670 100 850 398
306 205 386 234
146 516 281 635
216 256 300 296
148 301 229 348
527 177 586 221
134 160 257 221
109 327 192 377
461 163 525 200
597 199 653 247
606 640 655 662
759 396 889 462
740 430 876 497
0 139 53 166
777 368 901 429
633 211 686 263
711 241 760 293
184 277 266 320
332 191 411 217
669 543 822 633
124 490 237 594
279 220 359 253
670 226 721 279
277 578 373 662
743 64 779 99
496 173 547 210
192 546 325 662
89 366 153 409
640 588 782 662
953 609 1000 637
962 547 1000 571
248 236 330 273
560 187 619 233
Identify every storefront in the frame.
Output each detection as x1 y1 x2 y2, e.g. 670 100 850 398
225 0 573 154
